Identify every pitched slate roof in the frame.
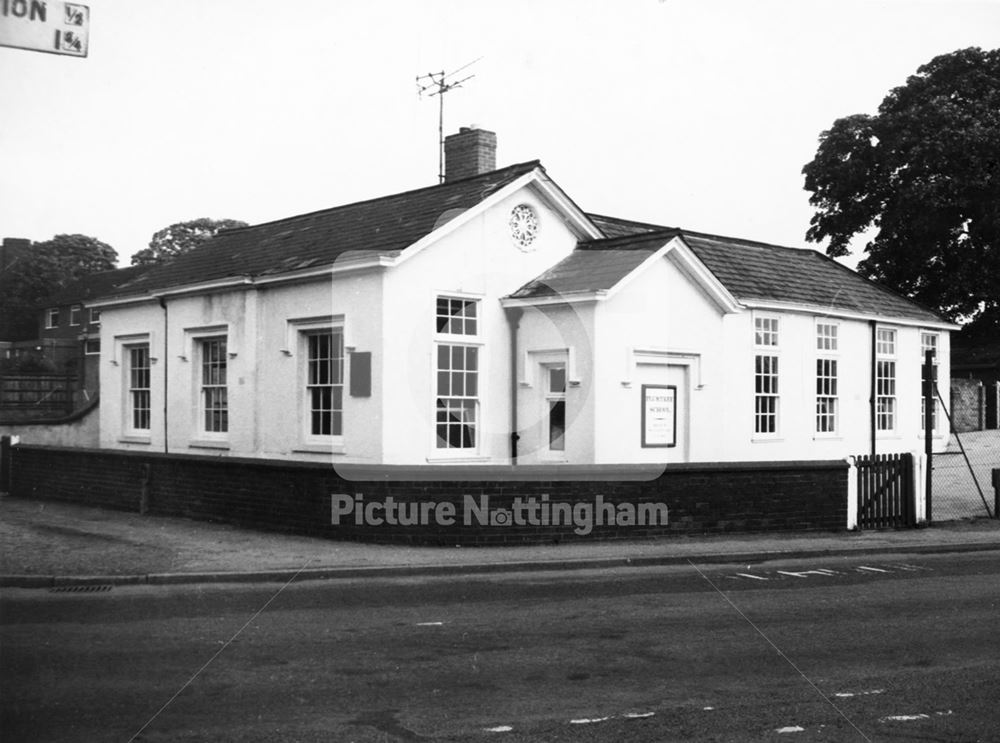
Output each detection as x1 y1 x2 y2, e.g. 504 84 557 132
41 266 150 307
511 225 946 324
110 161 542 298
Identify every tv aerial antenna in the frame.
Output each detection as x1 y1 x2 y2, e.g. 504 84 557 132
417 57 482 183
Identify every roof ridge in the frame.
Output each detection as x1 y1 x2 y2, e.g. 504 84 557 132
586 212 672 231
678 228 820 254
578 228 681 249
223 160 543 234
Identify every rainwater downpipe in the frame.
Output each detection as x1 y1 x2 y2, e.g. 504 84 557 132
504 306 523 464
158 296 169 454
869 319 876 460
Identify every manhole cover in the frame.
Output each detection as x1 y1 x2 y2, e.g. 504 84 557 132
49 584 113 593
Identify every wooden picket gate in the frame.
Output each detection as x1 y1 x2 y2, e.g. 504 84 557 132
855 452 915 529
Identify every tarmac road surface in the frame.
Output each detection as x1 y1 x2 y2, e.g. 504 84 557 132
2 550 999 742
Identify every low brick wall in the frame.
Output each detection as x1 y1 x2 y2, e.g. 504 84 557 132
8 445 848 544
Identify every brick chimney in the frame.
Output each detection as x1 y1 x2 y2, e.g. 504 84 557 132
444 127 497 182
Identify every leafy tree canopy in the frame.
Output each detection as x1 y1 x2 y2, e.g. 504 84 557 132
0 233 118 337
131 217 248 266
803 47 1000 321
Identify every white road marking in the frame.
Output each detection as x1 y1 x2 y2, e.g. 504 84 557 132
736 573 768 580
776 725 805 733
484 725 513 732
416 622 444 626
703 706 715 711
834 689 885 698
570 717 611 724
881 714 930 722
777 570 837 578
623 712 655 719
855 566 889 573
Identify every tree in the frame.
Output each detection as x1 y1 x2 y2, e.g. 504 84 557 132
131 217 248 266
803 47 1000 321
0 234 118 337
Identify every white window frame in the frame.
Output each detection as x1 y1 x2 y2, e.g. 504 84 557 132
754 315 780 348
434 341 481 453
435 293 480 338
815 357 838 436
543 362 567 457
430 293 485 459
816 321 838 352
84 338 101 356
876 327 897 433
69 305 81 326
198 336 229 437
753 313 780 438
89 307 101 325
45 307 59 329
302 326 345 446
124 343 151 437
815 320 839 436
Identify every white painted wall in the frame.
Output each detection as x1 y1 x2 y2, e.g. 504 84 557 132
380 185 582 464
96 188 951 466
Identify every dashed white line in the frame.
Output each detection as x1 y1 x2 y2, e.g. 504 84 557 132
622 712 655 719
415 622 444 626
483 725 513 732
776 725 805 733
736 573 769 580
570 716 610 724
835 689 885 698
855 566 889 573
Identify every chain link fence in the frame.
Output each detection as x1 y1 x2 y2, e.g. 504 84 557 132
931 427 999 522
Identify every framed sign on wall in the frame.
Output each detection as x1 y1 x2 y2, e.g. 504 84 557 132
641 384 676 448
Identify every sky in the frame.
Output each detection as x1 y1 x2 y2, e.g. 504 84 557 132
1 0 998 267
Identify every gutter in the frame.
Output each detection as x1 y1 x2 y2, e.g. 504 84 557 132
158 296 169 454
504 306 523 464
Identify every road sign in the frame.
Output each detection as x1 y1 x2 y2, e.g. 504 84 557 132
0 1 89 57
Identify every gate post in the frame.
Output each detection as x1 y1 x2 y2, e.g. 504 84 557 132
912 452 927 524
0 435 11 494
846 456 858 530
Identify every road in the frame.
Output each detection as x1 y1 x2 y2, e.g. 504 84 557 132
2 551 999 742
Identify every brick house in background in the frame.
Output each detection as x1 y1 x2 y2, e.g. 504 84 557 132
90 128 956 466
32 266 148 402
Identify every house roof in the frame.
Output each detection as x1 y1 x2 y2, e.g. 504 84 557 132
108 161 543 299
41 266 150 307
510 226 947 324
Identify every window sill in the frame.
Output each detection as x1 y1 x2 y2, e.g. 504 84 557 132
189 440 230 451
813 435 843 441
293 443 346 455
425 454 492 464
751 437 784 444
118 436 151 445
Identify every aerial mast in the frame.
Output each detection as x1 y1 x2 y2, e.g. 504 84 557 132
416 57 481 183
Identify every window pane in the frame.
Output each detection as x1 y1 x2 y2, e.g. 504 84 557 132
549 400 566 451
550 366 566 394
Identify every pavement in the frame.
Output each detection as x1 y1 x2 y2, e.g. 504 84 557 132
1 494 998 589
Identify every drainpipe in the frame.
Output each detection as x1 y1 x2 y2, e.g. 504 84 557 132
158 296 169 454
869 320 876 460
504 306 523 464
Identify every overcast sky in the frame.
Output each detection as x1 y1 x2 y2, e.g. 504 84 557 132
1 0 997 266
